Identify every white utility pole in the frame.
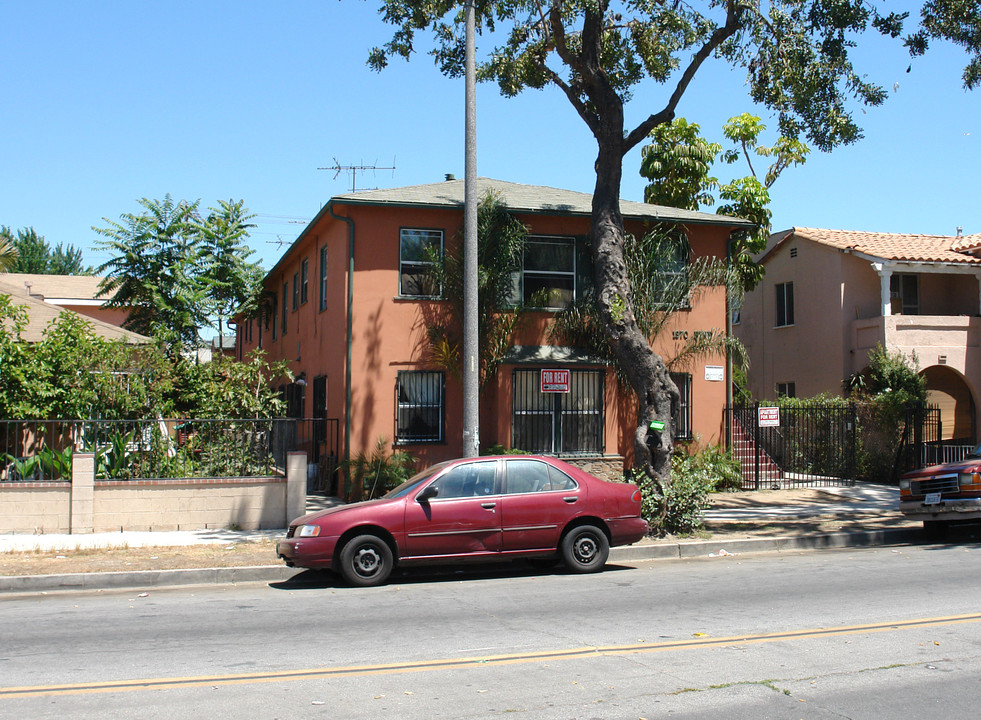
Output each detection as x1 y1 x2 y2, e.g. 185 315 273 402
462 0 480 457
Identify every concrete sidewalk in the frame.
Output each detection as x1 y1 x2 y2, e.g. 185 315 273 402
0 483 923 594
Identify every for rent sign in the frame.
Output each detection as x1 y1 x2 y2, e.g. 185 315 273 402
541 369 570 393
758 406 780 427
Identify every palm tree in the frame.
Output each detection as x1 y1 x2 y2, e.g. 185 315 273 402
0 227 19 272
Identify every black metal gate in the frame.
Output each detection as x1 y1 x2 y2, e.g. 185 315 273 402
512 369 604 455
728 403 857 488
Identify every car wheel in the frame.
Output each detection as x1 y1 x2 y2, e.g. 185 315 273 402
560 525 609 573
339 534 394 587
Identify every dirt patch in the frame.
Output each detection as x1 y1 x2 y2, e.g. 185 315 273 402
0 541 280 577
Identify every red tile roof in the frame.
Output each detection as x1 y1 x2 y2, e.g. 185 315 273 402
766 227 981 265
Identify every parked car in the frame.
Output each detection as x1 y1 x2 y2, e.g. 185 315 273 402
277 455 648 586
899 448 981 533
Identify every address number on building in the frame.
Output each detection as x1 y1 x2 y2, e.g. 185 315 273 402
541 369 570 393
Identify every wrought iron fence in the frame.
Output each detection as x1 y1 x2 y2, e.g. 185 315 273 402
893 404 975 478
0 417 339 483
729 404 858 488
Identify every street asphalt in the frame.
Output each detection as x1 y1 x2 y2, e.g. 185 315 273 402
0 483 926 595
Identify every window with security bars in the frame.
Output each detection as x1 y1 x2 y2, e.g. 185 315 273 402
511 369 603 454
396 371 444 443
670 372 692 440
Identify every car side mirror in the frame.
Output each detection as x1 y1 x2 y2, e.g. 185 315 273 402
417 486 438 503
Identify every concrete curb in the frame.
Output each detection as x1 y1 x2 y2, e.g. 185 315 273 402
0 528 924 595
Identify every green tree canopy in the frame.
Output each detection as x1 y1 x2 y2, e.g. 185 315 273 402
0 226 90 275
94 195 264 353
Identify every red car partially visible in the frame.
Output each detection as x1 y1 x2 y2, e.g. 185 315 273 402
277 455 648 586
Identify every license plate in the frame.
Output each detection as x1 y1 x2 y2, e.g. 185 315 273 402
924 492 942 505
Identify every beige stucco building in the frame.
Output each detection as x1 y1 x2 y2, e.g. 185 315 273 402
736 227 981 442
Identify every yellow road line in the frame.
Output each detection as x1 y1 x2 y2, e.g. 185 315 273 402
4 612 980 699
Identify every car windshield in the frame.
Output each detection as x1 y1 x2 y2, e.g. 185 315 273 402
967 444 981 459
383 461 452 499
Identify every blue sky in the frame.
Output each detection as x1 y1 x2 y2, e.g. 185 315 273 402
2 1 978 272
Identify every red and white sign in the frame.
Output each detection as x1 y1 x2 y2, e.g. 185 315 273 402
541 369 570 393
758 406 780 427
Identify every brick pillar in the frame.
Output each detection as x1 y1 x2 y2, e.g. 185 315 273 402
70 452 95 534
286 451 307 526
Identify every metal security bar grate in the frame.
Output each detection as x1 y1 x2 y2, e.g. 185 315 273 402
512 369 603 455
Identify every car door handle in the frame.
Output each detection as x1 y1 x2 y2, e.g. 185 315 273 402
563 496 578 503
481 502 497 509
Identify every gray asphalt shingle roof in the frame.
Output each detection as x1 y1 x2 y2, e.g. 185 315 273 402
334 177 754 227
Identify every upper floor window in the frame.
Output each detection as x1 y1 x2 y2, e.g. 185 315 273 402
400 228 443 298
396 370 445 443
890 273 919 315
652 241 689 307
300 258 309 305
775 282 794 327
319 245 328 311
281 282 288 334
522 235 575 309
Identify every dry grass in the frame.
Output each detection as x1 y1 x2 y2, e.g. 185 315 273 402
0 540 279 577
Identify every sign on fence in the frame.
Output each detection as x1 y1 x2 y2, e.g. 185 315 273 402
758 406 780 427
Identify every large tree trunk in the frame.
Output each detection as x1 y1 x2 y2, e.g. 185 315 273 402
590 129 680 491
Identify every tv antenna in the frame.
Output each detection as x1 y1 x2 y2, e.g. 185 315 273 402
319 157 396 192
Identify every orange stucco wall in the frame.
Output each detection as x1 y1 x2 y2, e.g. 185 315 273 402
239 201 735 471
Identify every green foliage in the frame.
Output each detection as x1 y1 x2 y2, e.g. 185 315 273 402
847 344 927 406
907 0 981 90
423 191 535 390
0 226 91 275
176 351 290 419
632 445 741 536
480 444 529 456
94 195 263 354
0 296 285 421
551 225 746 385
0 229 18 272
640 114 809 292
343 438 416 502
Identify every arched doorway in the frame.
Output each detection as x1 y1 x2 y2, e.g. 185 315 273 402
921 365 976 442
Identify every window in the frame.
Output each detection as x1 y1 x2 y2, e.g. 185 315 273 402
776 382 796 398
670 373 692 440
281 283 288 334
775 282 794 327
522 235 575 309
504 459 578 494
319 245 328 311
396 371 444 443
400 228 443 297
286 382 305 418
300 258 309 305
651 241 689 306
292 273 299 310
512 369 603 454
429 461 498 499
890 273 919 315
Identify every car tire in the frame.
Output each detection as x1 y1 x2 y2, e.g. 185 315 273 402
560 525 609 573
339 534 394 587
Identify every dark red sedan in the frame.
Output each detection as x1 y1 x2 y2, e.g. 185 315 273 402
277 455 648 586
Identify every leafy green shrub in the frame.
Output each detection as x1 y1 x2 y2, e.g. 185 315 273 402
480 444 529 456
343 438 416 502
631 445 739 536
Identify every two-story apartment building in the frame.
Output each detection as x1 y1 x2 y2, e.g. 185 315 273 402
236 177 752 485
736 227 981 442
